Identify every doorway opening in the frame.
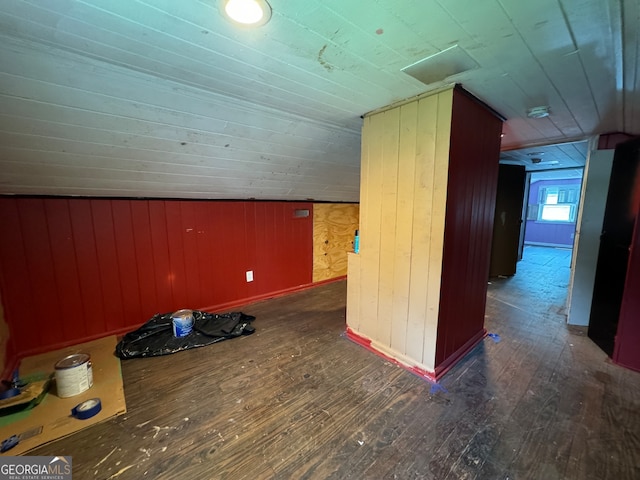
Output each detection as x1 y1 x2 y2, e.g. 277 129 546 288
491 140 588 319
524 169 584 250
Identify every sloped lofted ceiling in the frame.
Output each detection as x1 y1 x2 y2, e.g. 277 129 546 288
0 0 638 201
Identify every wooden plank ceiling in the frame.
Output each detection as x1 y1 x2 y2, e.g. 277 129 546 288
0 0 638 201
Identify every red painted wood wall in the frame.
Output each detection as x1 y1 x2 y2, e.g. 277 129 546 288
614 209 640 372
435 88 503 371
0 198 313 361
613 150 640 372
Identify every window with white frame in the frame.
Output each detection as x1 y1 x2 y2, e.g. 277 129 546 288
537 185 579 222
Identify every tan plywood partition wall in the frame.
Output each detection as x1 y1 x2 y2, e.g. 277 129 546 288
347 88 454 375
313 203 359 282
347 85 503 381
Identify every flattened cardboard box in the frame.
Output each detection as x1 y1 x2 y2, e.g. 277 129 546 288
0 335 126 455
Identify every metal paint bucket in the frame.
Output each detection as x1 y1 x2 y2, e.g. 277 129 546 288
172 309 194 337
55 353 93 398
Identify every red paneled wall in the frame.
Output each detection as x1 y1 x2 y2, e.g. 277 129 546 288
0 198 313 361
597 132 635 150
435 88 502 371
613 159 640 372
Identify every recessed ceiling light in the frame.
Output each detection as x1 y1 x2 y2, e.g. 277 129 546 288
221 0 272 27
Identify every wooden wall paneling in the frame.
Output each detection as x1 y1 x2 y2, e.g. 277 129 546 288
229 202 255 304
67 200 107 338
275 204 286 285
258 202 276 290
178 201 203 309
213 202 248 305
378 108 401 348
0 300 10 377
19 199 66 348
0 199 34 354
251 202 265 292
192 201 214 308
422 89 453 369
438 146 471 363
474 131 497 321
242 203 258 300
150 200 179 313
0 198 317 358
238 202 314 301
346 252 361 331
162 201 188 309
110 200 144 326
436 89 501 369
312 203 359 283
182 201 202 308
390 102 418 356
345 120 370 334
614 193 640 371
254 202 275 291
232 201 302 301
129 202 160 319
438 92 474 364
287 203 314 288
202 202 226 306
44 199 87 342
597 132 635 150
346 123 371 335
271 203 287 290
358 117 371 269
359 114 384 340
405 93 439 367
462 158 485 355
90 200 126 332
466 125 490 347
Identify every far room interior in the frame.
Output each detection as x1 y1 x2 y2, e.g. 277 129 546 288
1 1 640 477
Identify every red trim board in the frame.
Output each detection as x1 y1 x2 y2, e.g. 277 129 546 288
345 327 437 383
346 326 487 383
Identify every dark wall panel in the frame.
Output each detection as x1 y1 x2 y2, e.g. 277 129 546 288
0 200 37 353
614 210 640 371
611 139 640 371
111 201 144 331
435 88 502 369
0 198 313 359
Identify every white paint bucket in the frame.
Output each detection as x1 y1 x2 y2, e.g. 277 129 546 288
55 353 93 398
172 309 194 337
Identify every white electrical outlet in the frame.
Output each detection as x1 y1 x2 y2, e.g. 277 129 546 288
246 270 254 282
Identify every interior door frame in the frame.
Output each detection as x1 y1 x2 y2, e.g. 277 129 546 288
518 171 532 260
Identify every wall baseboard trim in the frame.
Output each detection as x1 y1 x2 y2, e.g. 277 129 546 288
199 276 346 313
345 327 438 383
2 277 348 380
434 328 487 379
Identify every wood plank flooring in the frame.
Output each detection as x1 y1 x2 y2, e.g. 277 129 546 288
30 246 640 479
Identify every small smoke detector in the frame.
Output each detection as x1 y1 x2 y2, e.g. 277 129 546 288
527 106 550 118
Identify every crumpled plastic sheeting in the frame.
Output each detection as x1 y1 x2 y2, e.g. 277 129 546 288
115 311 256 359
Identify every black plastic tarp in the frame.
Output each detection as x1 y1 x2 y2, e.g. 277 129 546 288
115 311 255 359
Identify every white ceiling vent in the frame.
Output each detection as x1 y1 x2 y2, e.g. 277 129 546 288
401 45 480 85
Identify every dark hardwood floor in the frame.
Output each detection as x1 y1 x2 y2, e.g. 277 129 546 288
31 246 640 479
